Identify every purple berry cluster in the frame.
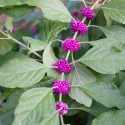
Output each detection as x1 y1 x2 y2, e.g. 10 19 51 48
53 6 95 118
62 38 80 52
71 20 88 35
52 80 71 95
81 7 95 19
55 60 72 73
56 102 68 115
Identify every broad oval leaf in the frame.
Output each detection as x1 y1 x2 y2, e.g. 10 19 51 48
81 82 125 109
40 19 68 43
0 34 15 55
77 101 114 117
0 90 24 125
43 45 59 77
101 0 125 24
23 37 47 53
79 45 125 74
5 17 13 32
0 0 72 22
68 63 96 107
26 0 72 22
0 52 48 88
92 110 125 125
12 88 59 125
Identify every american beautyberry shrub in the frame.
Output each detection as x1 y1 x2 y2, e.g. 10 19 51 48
0 0 124 125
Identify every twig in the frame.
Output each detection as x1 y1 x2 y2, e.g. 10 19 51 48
60 115 64 125
102 0 108 5
82 0 87 7
0 30 42 60
91 0 101 9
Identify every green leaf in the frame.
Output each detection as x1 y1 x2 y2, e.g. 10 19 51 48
92 110 125 125
23 37 47 53
78 101 114 117
101 0 125 24
0 90 23 125
12 88 59 125
0 5 34 18
5 17 13 32
88 10 106 41
43 44 59 77
25 0 72 22
0 34 15 55
99 26 125 42
0 52 48 88
81 82 125 109
79 45 125 74
0 0 72 22
96 73 115 83
63 96 81 116
68 63 96 107
40 19 68 43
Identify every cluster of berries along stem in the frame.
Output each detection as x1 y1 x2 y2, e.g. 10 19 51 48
51 1 98 124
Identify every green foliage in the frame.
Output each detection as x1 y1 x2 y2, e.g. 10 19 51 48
0 34 15 55
0 52 48 88
0 0 72 22
1 0 125 124
43 44 59 77
0 5 34 18
12 88 59 125
23 37 47 53
68 63 96 107
0 90 24 125
101 0 125 24
92 110 125 125
5 17 13 32
40 19 68 43
81 82 125 109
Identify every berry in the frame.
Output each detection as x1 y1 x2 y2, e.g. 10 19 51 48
62 38 80 52
71 20 88 35
56 102 68 115
52 80 71 95
30 26 36 34
12 27 16 33
20 23 27 29
55 60 72 73
81 7 95 19
72 11 79 18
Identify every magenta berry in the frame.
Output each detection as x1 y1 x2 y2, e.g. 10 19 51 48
62 38 80 52
81 7 95 19
55 60 72 73
20 23 27 29
52 80 71 95
12 27 16 33
56 102 68 115
71 20 88 35
72 11 79 18
30 26 36 34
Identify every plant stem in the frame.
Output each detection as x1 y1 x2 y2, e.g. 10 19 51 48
91 0 101 9
82 0 87 7
58 1 102 124
60 115 64 125
0 38 10 39
102 0 108 5
0 30 42 60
